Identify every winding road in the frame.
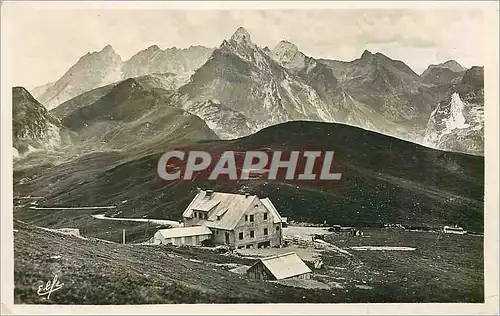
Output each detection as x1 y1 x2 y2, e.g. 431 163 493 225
92 214 183 228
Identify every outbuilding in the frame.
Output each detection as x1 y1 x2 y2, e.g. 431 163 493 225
246 252 312 280
149 226 212 246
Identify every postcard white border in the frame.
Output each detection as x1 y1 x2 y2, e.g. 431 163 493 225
1 1 498 315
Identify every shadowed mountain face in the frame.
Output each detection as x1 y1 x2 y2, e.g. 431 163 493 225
317 51 437 134
13 77 219 172
58 77 219 158
50 73 180 121
422 60 467 76
421 60 467 86
15 121 484 233
424 67 484 156
12 87 62 156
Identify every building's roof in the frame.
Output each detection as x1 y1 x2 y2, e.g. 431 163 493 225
184 191 258 230
182 190 284 231
156 226 212 239
251 252 312 280
192 199 220 212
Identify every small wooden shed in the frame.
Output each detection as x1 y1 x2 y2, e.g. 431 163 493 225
246 252 312 280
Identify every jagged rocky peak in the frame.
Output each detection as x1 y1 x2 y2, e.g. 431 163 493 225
101 44 116 54
274 40 298 54
13 86 34 103
146 44 161 51
81 44 122 63
230 27 252 44
360 49 374 60
441 60 467 72
272 40 299 63
129 45 162 59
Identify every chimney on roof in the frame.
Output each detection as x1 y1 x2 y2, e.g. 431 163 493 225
206 190 214 199
245 192 250 198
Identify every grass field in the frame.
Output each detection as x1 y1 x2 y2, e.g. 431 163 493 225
13 221 483 304
319 228 484 302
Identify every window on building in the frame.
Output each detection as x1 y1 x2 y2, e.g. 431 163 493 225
245 215 248 221
194 212 198 218
276 226 280 231
254 204 259 208
215 230 218 235
264 228 268 235
250 215 254 222
239 232 244 240
250 230 254 238
264 213 268 220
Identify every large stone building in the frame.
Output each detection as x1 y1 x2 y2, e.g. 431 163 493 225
182 189 286 249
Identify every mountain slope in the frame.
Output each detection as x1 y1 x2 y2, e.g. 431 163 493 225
272 44 439 141
57 78 218 157
421 60 467 77
168 27 337 139
50 73 179 121
12 87 62 156
15 121 484 233
30 81 55 100
423 67 484 156
320 51 433 123
122 45 214 79
271 40 339 107
13 76 219 175
421 60 467 85
37 45 123 110
33 45 214 111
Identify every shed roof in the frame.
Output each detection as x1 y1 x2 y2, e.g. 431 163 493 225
156 226 212 239
251 252 312 280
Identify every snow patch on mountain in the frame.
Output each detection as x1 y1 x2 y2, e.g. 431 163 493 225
445 93 469 130
423 91 483 155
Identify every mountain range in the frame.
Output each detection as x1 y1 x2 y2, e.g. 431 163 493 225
32 45 214 110
28 27 484 156
10 25 486 307
11 27 485 262
13 75 218 169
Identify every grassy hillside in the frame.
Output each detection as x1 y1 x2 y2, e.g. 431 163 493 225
14 121 483 234
12 221 354 304
14 221 483 304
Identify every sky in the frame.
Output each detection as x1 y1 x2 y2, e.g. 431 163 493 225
4 4 487 88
